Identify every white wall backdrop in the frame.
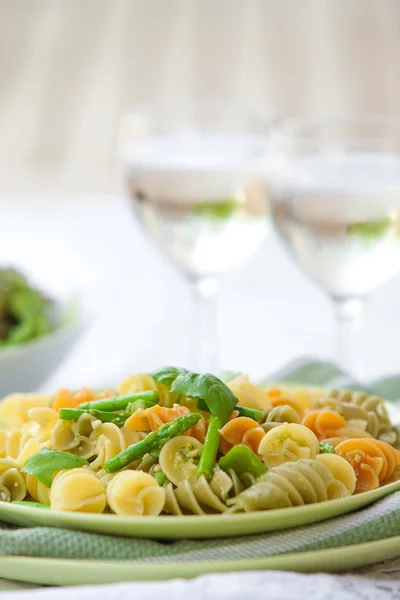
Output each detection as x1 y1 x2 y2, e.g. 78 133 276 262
1 0 400 194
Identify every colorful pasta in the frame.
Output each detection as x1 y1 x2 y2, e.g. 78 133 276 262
335 438 400 491
227 458 352 512
0 371 399 516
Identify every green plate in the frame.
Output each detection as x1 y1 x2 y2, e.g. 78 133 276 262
1 477 400 539
1 535 400 585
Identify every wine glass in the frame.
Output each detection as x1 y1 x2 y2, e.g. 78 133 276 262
118 101 273 373
269 115 400 377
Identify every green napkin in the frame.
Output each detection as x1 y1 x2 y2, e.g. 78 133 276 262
1 359 400 564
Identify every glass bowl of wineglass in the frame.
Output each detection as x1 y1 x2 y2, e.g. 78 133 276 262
118 101 274 372
269 115 400 377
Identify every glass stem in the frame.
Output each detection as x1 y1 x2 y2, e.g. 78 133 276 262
191 276 220 373
333 296 365 378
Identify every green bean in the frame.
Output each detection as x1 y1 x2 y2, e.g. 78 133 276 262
79 391 158 411
59 408 131 427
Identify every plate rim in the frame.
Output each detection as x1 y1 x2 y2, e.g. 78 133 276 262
1 476 400 539
1 535 400 585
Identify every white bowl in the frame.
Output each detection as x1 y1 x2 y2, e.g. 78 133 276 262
0 297 85 397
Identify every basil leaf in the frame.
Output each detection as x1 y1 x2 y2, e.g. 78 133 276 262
219 444 267 478
12 501 50 509
21 447 88 487
151 366 188 386
171 372 238 423
319 442 335 454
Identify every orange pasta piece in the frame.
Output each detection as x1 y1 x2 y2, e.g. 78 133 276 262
191 414 206 443
242 427 265 455
219 417 265 456
125 404 193 433
302 410 347 440
335 438 400 492
52 387 113 412
267 390 305 419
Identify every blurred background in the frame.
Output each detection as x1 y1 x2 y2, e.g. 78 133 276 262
1 0 400 390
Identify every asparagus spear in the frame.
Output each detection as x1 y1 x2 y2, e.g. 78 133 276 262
104 412 201 473
196 414 222 480
153 471 167 486
59 408 131 427
171 373 238 480
79 391 158 411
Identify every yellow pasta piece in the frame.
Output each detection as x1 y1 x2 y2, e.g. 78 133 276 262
0 394 51 430
316 453 357 495
50 468 106 513
227 375 271 411
25 474 51 505
106 471 165 516
258 423 319 469
159 436 202 486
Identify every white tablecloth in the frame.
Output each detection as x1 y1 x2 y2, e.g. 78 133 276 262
1 194 400 597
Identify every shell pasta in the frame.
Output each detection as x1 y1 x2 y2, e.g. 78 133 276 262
0 369 399 517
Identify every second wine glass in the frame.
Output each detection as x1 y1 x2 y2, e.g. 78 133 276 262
120 102 273 373
269 115 400 377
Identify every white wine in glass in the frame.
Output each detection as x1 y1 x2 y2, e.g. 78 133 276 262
269 116 400 377
120 105 272 372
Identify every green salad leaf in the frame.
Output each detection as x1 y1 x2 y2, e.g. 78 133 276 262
319 441 335 454
219 444 267 478
21 448 89 487
0 268 55 347
151 366 188 386
171 372 238 423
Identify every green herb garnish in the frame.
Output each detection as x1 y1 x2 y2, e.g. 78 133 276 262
21 448 88 487
219 444 267 478
151 366 189 386
319 441 335 454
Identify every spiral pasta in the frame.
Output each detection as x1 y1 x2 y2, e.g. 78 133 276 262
227 458 352 512
51 417 96 460
227 375 271 411
159 435 202 486
25 474 51 505
258 423 319 469
335 438 400 491
315 390 395 443
0 458 26 502
266 388 312 419
106 470 165 516
262 404 302 433
163 468 255 515
219 417 265 455
50 467 106 513
0 394 51 430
